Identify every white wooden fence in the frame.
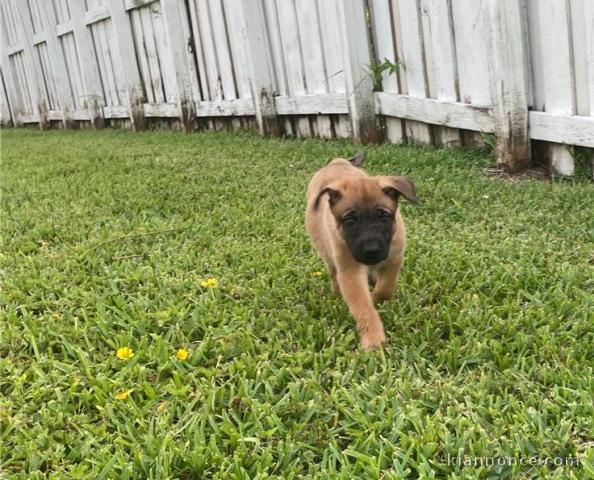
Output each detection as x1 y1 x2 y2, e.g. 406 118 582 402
1 0 593 174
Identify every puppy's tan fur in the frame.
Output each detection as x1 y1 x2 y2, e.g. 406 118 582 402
305 157 417 350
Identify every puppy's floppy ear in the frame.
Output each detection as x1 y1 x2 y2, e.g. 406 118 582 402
348 152 366 167
313 185 342 210
378 176 419 204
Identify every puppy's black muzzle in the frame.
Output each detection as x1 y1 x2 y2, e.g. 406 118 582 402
353 241 389 265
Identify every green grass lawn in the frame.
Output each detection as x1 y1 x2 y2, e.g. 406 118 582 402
1 128 593 479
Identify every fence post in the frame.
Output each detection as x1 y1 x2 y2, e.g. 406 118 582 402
68 0 105 128
241 0 279 137
339 0 379 144
159 0 196 132
487 0 531 173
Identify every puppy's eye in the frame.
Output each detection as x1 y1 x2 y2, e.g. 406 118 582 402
377 210 392 222
343 215 357 226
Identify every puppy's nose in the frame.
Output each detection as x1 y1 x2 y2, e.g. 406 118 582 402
363 243 381 257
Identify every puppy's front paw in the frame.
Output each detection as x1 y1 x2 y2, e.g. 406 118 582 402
360 327 386 351
372 291 392 304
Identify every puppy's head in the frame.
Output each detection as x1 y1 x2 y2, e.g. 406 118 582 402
314 175 418 265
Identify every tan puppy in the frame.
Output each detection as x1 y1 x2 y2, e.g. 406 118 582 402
305 154 418 350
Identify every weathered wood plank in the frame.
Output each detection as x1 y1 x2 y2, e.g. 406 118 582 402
5 41 25 56
103 104 129 118
275 94 348 115
529 111 594 148
84 6 110 26
375 92 495 132
55 22 74 37
195 98 255 117
143 102 180 117
124 0 158 10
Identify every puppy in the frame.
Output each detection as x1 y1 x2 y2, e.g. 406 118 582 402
305 153 418 350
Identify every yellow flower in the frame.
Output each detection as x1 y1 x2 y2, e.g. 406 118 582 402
200 278 218 289
176 348 189 361
312 271 323 277
115 389 134 400
116 346 134 361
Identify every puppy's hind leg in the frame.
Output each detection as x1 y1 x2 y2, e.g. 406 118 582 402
324 261 341 295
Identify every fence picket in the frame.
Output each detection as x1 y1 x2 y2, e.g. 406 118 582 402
396 0 433 144
241 0 279 136
15 0 47 127
0 68 12 126
68 0 105 127
536 0 576 175
424 0 461 146
160 0 197 130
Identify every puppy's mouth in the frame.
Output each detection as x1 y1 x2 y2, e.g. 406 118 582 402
354 251 388 266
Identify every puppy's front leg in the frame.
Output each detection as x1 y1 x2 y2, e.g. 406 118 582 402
372 255 403 304
336 269 386 350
